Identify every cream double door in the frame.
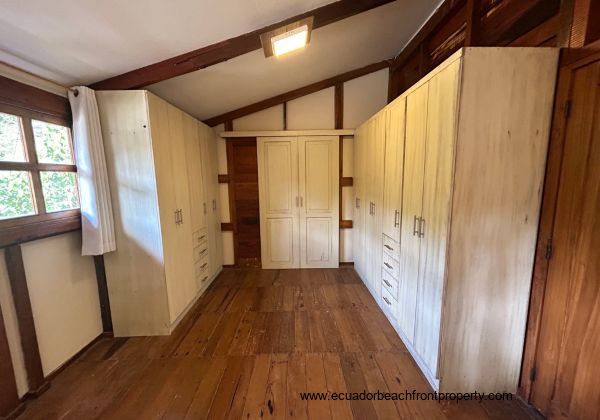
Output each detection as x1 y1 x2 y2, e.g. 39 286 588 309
258 136 339 269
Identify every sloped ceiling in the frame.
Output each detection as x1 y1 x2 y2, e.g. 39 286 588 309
0 0 442 120
148 0 441 120
0 0 337 85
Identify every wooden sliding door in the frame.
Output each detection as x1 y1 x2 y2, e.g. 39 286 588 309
526 51 600 420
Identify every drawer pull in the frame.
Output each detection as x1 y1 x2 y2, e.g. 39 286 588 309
384 244 393 251
201 263 208 269
201 276 208 283
198 235 206 241
383 279 392 288
383 297 391 305
384 262 393 269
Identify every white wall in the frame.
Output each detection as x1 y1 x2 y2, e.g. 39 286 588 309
216 69 389 264
0 232 102 397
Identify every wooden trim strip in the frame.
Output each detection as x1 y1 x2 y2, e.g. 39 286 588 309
220 129 355 137
93 256 113 334
0 214 81 249
221 222 234 232
0 299 22 418
218 174 230 184
204 61 389 127
89 0 395 90
0 162 77 172
4 246 47 394
340 177 354 187
340 220 353 229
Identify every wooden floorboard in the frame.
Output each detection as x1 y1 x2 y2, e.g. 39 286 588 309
18 267 542 419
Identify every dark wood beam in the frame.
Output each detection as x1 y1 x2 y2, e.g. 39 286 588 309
340 220 353 229
5 246 48 396
204 60 389 127
341 177 354 187
218 174 230 184
0 302 23 418
464 0 482 46
334 83 344 129
89 0 395 90
93 256 113 333
221 223 234 232
390 0 465 72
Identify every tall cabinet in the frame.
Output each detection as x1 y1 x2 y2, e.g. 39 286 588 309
257 135 339 269
96 90 223 337
353 48 559 392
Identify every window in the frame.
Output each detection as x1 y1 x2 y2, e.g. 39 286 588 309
0 111 79 221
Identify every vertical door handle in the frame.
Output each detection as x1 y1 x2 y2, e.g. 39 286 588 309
355 198 359 209
175 210 179 225
296 196 299 207
413 215 419 236
180 209 183 225
372 203 375 215
212 199 216 211
203 202 207 214
300 196 303 207
419 217 425 238
394 210 399 227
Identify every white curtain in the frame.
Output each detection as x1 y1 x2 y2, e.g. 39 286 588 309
68 86 116 255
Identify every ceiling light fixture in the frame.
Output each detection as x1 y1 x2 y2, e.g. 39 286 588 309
260 16 314 58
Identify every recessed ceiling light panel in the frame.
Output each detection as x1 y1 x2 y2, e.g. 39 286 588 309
260 16 314 58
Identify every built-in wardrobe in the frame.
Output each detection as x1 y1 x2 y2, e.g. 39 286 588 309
353 48 558 392
96 91 223 336
257 135 339 269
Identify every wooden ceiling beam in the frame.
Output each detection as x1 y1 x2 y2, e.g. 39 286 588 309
89 0 394 90
203 60 389 127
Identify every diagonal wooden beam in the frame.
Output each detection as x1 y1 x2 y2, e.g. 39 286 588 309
89 0 394 90
203 60 389 127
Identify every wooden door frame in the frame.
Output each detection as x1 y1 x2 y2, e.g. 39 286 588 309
519 39 600 402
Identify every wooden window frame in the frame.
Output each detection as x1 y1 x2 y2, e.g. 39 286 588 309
0 103 81 248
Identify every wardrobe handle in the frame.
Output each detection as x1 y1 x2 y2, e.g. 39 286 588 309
356 198 360 209
383 296 391 306
300 196 303 207
394 210 399 227
384 262 393 270
384 244 393 251
419 218 425 238
179 209 184 225
203 202 207 214
383 279 392 288
212 199 216 211
413 215 419 236
372 203 375 215
175 210 180 225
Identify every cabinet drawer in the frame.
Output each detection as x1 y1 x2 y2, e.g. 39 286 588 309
381 271 398 297
194 258 209 277
382 252 399 279
193 229 208 247
193 244 209 262
381 287 397 319
382 234 400 260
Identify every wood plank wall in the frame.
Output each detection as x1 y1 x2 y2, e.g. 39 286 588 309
388 0 599 101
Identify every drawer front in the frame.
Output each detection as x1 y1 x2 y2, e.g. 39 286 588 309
382 234 400 260
193 229 209 248
195 257 209 277
381 287 397 319
381 271 398 298
193 244 209 262
382 251 399 279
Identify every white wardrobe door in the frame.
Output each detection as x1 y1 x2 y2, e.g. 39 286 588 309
257 137 300 268
298 136 339 268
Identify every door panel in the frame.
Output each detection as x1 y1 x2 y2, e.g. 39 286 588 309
397 83 428 343
414 60 460 378
304 218 333 264
184 116 206 233
298 136 339 268
530 59 600 420
353 125 367 279
383 98 406 243
258 138 299 268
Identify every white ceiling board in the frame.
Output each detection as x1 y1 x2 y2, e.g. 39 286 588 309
0 0 336 85
147 0 442 121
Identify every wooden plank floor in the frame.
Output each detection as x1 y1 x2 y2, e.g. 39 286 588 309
19 268 542 419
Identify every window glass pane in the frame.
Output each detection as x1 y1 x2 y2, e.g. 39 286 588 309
0 171 36 219
32 120 73 164
40 171 79 212
0 112 27 162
